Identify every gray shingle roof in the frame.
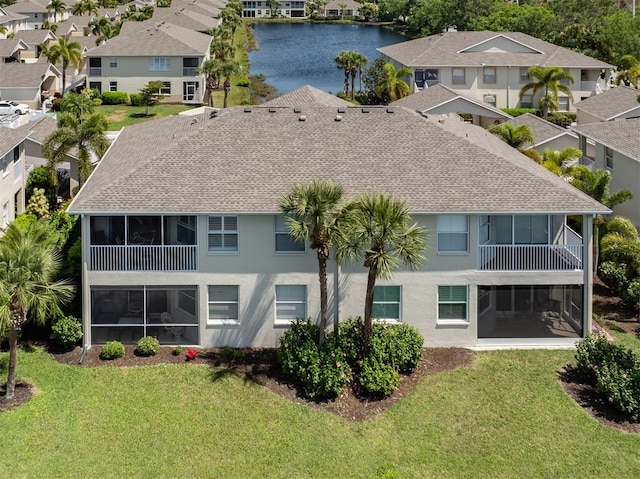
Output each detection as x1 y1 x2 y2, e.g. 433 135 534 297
0 62 58 88
507 113 576 146
390 83 511 119
0 38 27 58
573 86 640 121
0 126 30 157
18 115 79 157
378 31 612 69
152 8 217 32
263 86 352 107
12 29 57 46
85 20 211 57
4 0 50 14
69 100 608 216
572 118 640 160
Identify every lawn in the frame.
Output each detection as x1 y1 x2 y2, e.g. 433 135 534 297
1 347 640 478
97 104 198 130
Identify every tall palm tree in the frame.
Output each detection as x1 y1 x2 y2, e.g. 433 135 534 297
354 52 367 96
196 58 223 107
61 92 95 122
280 180 344 342
42 111 109 187
89 16 113 45
0 221 74 399
40 38 83 94
488 123 535 151
335 194 427 341
519 66 575 120
47 0 67 23
72 0 97 16
220 9 241 45
334 50 355 97
210 39 235 63
220 60 240 108
375 63 412 104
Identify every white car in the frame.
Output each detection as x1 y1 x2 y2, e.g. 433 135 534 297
0 100 30 115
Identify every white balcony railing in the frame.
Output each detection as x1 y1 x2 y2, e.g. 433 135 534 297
90 245 198 271
478 244 583 271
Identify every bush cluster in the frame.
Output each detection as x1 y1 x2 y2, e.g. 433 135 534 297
135 336 160 356
51 315 83 351
598 261 640 309
575 334 640 419
130 93 144 106
101 91 130 105
277 317 423 399
100 340 125 360
501 107 538 117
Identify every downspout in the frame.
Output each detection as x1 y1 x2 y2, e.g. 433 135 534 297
506 66 511 108
79 345 88 364
333 260 340 334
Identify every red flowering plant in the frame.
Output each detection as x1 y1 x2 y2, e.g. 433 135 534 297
185 348 198 361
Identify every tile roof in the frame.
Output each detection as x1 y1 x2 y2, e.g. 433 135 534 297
573 86 640 121
572 118 640 161
507 113 576 146
69 99 608 216
378 31 612 69
263 85 352 107
85 20 211 57
0 126 30 156
0 62 58 88
390 83 511 118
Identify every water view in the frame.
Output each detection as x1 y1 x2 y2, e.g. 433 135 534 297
248 23 407 95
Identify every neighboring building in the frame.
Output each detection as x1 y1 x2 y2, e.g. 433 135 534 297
153 7 219 32
4 0 72 30
263 85 351 107
241 0 306 18
572 118 640 227
0 62 60 109
0 127 28 234
378 31 613 112
0 38 29 63
322 0 359 17
0 7 29 38
84 21 211 103
68 90 607 350
390 83 512 128
12 28 58 63
574 86 640 124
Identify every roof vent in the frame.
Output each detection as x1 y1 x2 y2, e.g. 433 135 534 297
269 107 277 113
209 110 217 119
386 107 395 114
294 107 302 113
337 107 346 113
438 118 445 124
244 107 252 113
361 108 370 113
299 115 306 121
335 115 343 122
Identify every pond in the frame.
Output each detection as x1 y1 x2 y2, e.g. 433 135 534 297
248 23 406 95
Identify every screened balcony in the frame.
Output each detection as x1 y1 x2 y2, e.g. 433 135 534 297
478 215 583 271
89 215 198 271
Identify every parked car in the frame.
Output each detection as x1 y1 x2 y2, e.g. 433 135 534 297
0 100 30 115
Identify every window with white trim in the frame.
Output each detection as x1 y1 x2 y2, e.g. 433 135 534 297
520 94 533 108
208 216 238 252
558 96 569 111
520 67 529 83
438 286 468 322
483 67 496 83
275 215 305 252
275 285 306 322
437 215 469 253
373 286 401 321
452 67 465 85
109 57 117 68
158 81 171 95
149 57 171 71
605 147 613 169
208 285 239 324
109 81 117 92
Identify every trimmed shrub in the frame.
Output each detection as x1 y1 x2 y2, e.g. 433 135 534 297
100 340 125 360
384 323 424 373
598 261 640 309
130 93 144 106
236 78 250 87
501 107 538 117
546 112 576 127
135 336 160 356
101 91 130 105
51 315 83 350
92 98 102 106
595 359 640 420
359 355 399 397
172 346 183 356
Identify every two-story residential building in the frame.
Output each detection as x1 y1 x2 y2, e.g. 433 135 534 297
0 62 60 109
12 28 58 63
241 0 306 18
572 118 640 228
68 90 608 350
4 0 72 30
84 21 211 103
573 86 640 124
0 127 28 234
378 31 613 112
0 7 28 38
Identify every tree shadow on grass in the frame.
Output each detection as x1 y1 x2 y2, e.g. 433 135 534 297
129 113 157 119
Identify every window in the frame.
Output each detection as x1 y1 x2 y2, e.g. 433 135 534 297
109 57 117 68
1 152 9 177
437 215 468 253
483 67 496 83
373 286 401 321
109 81 117 92
149 57 170 71
88 58 101 76
520 67 529 83
520 94 533 108
89 81 102 93
208 285 239 324
438 286 468 322
483 94 496 107
178 289 196 315
452 67 465 85
158 81 171 94
275 285 306 323
2 202 8 229
558 96 569 111
208 215 238 252
479 215 491 244
183 81 199 101
176 216 196 244
605 147 613 169
183 57 198 76
275 215 304 252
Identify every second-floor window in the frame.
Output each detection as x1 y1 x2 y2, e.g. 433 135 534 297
149 57 170 71
483 67 496 84
183 57 198 76
109 57 117 68
208 215 238 252
520 67 529 83
437 215 468 253
275 215 305 252
89 57 101 76
452 67 465 85
605 147 613 169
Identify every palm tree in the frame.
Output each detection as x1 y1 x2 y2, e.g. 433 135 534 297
89 17 113 45
570 165 633 270
47 0 67 23
220 9 242 45
40 38 83 94
540 147 582 177
210 39 235 63
72 0 97 16
354 52 367 95
196 58 223 107
280 180 344 342
0 26 7 38
375 63 412 104
335 194 427 341
615 55 640 88
334 50 353 97
488 123 534 151
0 221 74 399
220 60 240 108
519 66 575 120
42 111 109 187
61 92 95 122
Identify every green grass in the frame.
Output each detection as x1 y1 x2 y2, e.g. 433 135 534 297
97 104 198 130
2 347 640 478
